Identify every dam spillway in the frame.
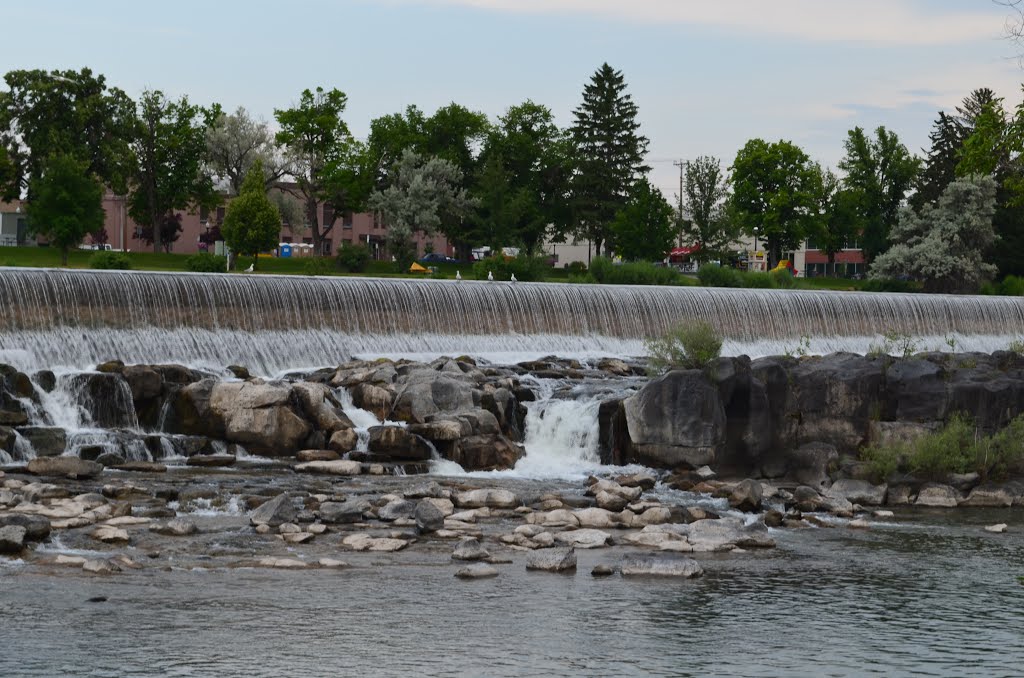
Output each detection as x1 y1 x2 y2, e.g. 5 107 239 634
1 268 1024 373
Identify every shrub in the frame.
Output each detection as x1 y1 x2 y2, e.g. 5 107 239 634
645 322 723 373
303 257 334 276
861 278 919 293
589 256 681 286
1000 275 1024 296
769 268 795 289
472 255 548 282
697 264 742 288
744 272 775 289
89 251 131 270
185 252 227 273
567 261 588 275
1009 339 1024 355
336 243 370 273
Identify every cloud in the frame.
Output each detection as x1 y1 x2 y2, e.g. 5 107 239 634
414 0 1002 45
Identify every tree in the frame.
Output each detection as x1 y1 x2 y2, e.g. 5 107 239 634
570 63 650 258
609 178 675 261
368 150 474 270
0 68 135 200
870 175 998 293
128 90 219 253
681 155 735 262
221 160 282 270
25 153 105 265
815 169 862 276
275 87 371 255
838 126 920 264
206 106 289 195
730 139 822 269
475 101 572 255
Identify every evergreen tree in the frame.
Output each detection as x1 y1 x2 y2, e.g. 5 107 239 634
221 160 282 270
570 63 650 258
26 153 105 265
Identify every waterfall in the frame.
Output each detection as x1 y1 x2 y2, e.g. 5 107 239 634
3 268 1024 372
514 398 604 478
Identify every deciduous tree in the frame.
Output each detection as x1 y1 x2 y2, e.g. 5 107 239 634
682 155 735 262
206 106 289 195
26 153 105 265
609 178 675 262
221 160 281 270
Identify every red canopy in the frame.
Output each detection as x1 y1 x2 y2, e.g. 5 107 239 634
670 245 701 257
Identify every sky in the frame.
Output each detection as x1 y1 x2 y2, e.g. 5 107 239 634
2 0 1023 199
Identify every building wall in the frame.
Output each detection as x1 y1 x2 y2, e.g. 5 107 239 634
0 200 32 248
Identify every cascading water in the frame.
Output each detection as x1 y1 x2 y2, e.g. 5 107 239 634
515 398 603 478
3 268 1024 373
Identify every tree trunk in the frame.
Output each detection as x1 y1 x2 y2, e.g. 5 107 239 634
61 247 68 267
306 197 321 256
828 252 836 277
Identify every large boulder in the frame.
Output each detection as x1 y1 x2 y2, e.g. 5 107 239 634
0 525 27 554
318 499 370 524
367 426 433 461
623 370 726 469
446 435 524 472
391 376 476 424
414 499 445 532
350 383 394 422
620 553 704 578
64 372 138 429
916 483 961 508
210 382 312 456
17 427 67 457
728 479 763 512
829 479 887 506
525 547 577 572
783 442 839 488
249 493 296 527
0 514 51 542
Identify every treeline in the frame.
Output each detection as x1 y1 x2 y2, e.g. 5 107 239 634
0 68 1018 291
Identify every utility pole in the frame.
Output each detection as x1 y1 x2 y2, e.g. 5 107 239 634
673 159 685 247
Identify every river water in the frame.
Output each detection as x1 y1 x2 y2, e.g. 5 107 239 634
3 501 1022 677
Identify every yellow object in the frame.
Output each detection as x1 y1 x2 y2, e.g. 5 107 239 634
409 262 428 273
771 259 792 273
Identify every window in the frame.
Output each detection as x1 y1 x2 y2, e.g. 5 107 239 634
323 204 334 225
199 205 209 224
322 238 332 256
282 236 293 244
805 237 819 251
343 212 353 229
216 206 225 224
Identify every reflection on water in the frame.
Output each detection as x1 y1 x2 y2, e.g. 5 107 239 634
2 509 1023 677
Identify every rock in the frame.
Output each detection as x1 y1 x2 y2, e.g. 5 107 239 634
962 484 1017 508
693 465 717 481
623 370 725 469
873 510 895 519
554 529 612 549
452 537 491 561
391 376 475 423
249 493 296 527
282 532 314 544
0 525 27 554
916 484 961 508
150 518 197 536
296 449 340 463
620 553 704 578
82 559 121 574
764 509 785 528
525 547 577 572
728 479 763 512
294 460 362 476
404 481 444 499
186 454 236 468
367 426 433 461
598 358 632 376
350 383 394 421
455 563 500 579
785 442 839 488
112 461 167 473
205 381 312 455
454 488 519 509
886 485 914 506
848 519 871 529
591 564 616 577
26 456 102 479
52 555 87 566
447 434 524 471
409 420 465 442
377 499 417 522
829 479 887 506
95 452 127 467
257 557 307 569
595 490 628 512
318 499 370 524
414 500 445 533
318 558 350 568
985 523 1008 534
0 514 50 541
342 534 409 552
91 526 129 543
327 429 359 454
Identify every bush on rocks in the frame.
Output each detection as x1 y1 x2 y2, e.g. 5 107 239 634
645 322 723 373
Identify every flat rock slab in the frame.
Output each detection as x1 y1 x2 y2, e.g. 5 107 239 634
454 489 519 509
111 462 167 473
26 457 103 479
620 553 704 578
186 455 236 468
554 529 612 549
342 534 409 552
455 563 499 579
295 460 362 476
258 557 307 569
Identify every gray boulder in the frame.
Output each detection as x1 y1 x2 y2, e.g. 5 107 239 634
728 479 763 512
367 426 433 461
526 547 577 572
151 518 198 536
785 442 839 488
414 499 445 532
829 479 887 506
318 499 370 524
0 514 51 542
452 537 491 561
26 456 102 479
455 563 499 579
392 376 476 424
620 553 704 578
916 483 961 508
0 525 27 554
17 427 67 457
623 370 725 469
377 499 417 521
249 493 296 527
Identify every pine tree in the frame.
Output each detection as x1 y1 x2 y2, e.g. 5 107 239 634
570 63 650 258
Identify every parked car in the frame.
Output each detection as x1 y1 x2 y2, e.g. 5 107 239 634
419 253 458 264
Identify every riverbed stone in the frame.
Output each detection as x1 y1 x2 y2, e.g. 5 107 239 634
829 479 887 506
91 526 129 543
82 558 121 574
296 449 340 463
452 537 490 561
962 484 1019 508
294 460 362 476
249 493 296 527
916 484 961 508
377 499 417 521
151 518 198 536
15 427 65 456
455 563 499 579
318 499 370 524
620 553 703 578
0 514 51 541
26 456 102 479
342 533 409 552
985 523 1008 533
0 525 27 553
414 499 445 533
454 488 519 509
327 429 358 454
554 529 612 549
367 426 433 461
525 547 577 572
728 479 763 512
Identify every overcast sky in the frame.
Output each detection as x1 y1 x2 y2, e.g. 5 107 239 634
3 0 1022 198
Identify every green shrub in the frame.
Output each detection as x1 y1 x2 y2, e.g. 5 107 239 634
697 264 742 288
589 256 681 286
645 322 723 373
89 251 132 270
744 272 775 289
910 414 976 478
336 243 371 273
303 257 334 276
185 252 227 273
472 255 548 282
1000 275 1024 296
769 268 795 289
861 278 919 293
1009 339 1024 355
567 261 588 275
862 443 903 483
